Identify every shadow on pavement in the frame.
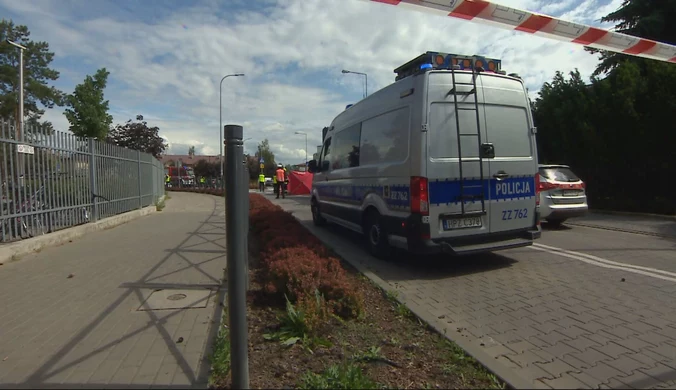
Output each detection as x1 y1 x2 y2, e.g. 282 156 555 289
296 218 517 283
17 196 226 389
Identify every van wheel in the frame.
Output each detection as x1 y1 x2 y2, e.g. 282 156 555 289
311 199 327 226
364 211 390 259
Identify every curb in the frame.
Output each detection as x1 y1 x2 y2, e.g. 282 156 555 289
0 197 164 266
590 209 676 221
282 208 534 390
566 221 673 239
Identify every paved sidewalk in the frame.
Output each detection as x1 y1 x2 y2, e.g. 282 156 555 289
0 192 226 389
568 212 676 238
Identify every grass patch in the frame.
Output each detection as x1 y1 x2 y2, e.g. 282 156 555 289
299 363 380 389
208 321 231 387
263 293 333 353
438 338 505 389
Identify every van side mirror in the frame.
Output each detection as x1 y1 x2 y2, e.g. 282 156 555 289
308 159 318 173
321 160 330 172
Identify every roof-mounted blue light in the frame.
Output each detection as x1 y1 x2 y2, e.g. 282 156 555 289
345 104 353 110
394 51 504 81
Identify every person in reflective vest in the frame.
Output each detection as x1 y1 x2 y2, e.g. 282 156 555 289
258 173 265 192
200 176 206 188
275 163 286 199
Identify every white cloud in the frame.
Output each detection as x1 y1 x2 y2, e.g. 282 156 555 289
2 0 624 163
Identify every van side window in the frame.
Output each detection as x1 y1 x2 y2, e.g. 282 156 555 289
332 123 361 170
319 137 332 172
360 107 409 165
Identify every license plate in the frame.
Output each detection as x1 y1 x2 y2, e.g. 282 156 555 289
443 217 482 230
562 190 578 196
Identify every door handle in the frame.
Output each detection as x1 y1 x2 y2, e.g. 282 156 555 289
493 171 509 180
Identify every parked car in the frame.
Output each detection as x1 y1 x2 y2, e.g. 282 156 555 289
538 164 588 226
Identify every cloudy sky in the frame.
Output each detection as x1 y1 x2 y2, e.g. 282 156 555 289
0 0 621 163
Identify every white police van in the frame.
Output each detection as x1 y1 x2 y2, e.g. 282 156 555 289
307 51 541 258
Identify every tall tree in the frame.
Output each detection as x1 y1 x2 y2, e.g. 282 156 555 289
193 159 219 178
256 138 277 176
585 0 676 76
107 115 167 158
63 68 113 139
0 19 64 130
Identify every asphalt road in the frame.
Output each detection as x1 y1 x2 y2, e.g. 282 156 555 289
265 192 676 389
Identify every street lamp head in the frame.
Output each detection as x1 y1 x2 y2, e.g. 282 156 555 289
234 73 245 77
5 39 27 50
341 70 350 74
294 131 306 135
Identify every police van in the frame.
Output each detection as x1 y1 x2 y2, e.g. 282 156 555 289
307 51 541 258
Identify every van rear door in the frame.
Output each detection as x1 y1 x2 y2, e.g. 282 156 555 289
480 75 537 234
425 71 490 239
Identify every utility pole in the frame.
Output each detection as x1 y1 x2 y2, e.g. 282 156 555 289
6 39 27 187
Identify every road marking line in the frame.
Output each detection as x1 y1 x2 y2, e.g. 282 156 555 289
530 244 676 283
533 243 676 278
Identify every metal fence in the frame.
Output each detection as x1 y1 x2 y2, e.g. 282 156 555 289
0 119 165 243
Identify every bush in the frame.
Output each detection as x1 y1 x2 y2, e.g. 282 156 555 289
249 194 364 319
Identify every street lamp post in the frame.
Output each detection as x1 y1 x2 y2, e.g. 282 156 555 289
341 69 368 99
219 73 245 190
6 39 27 187
294 131 308 168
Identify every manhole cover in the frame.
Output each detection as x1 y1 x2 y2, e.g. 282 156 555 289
137 289 213 311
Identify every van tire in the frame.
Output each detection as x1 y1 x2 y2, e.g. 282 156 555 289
364 211 390 259
311 199 327 226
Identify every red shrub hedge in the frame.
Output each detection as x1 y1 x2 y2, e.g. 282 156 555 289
249 194 363 318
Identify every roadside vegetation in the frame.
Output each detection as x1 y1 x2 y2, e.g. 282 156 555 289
198 191 505 389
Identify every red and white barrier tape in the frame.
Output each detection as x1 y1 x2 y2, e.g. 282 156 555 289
367 0 676 63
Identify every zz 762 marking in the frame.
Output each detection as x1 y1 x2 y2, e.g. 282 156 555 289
502 208 528 221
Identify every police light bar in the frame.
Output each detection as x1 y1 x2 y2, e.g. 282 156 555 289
394 51 503 81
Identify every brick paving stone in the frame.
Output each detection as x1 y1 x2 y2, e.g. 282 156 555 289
606 354 653 374
617 370 662 388
540 373 593 389
591 342 634 359
562 335 603 353
0 193 225 388
613 336 657 354
584 362 626 383
535 359 579 378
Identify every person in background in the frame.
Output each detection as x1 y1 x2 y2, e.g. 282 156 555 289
275 163 286 199
283 166 289 196
258 172 265 192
